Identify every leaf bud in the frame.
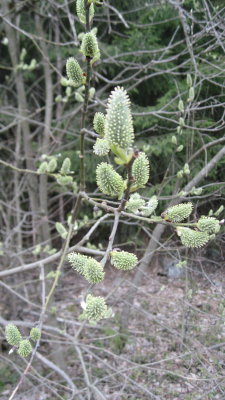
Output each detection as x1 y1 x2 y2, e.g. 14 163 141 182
60 157 71 175
47 158 57 173
141 195 158 216
55 222 68 239
75 92 84 102
37 161 48 174
126 193 145 213
56 176 73 186
187 73 192 88
183 163 190 175
215 205 224 216
178 99 184 113
179 117 185 128
176 145 184 152
188 87 195 102
171 135 177 145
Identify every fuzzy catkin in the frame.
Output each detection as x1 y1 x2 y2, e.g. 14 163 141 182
5 324 22 346
83 295 108 322
96 162 124 198
162 203 193 223
67 252 88 274
66 58 83 87
76 0 95 24
93 112 105 136
197 217 220 234
17 340 32 357
83 258 105 283
105 87 134 149
132 152 150 187
176 227 210 248
80 32 100 60
110 251 138 270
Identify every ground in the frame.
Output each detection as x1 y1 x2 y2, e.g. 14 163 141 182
1 257 225 399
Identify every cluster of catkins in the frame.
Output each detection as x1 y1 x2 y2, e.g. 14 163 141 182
5 324 41 357
67 82 221 323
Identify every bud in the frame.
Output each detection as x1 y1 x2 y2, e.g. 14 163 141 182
37 161 48 174
197 217 220 234
126 193 145 213
76 0 95 24
177 126 183 135
55 222 68 239
110 250 138 271
30 327 41 342
187 73 192 88
183 163 190 175
5 324 22 346
191 186 203 195
179 117 185 128
177 227 210 248
89 87 95 99
93 112 105 136
67 252 88 274
105 87 134 149
141 195 158 216
56 176 73 186
29 59 37 71
188 87 195 102
162 202 193 222
178 99 184 113
60 77 70 86
55 95 62 103
171 135 177 145
20 48 27 62
80 32 100 61
66 58 83 87
93 138 110 156
83 258 105 283
75 92 84 102
132 152 150 188
47 158 57 173
215 205 224 216
96 162 124 198
177 170 184 178
17 340 32 358
60 157 71 175
176 145 184 152
66 86 72 97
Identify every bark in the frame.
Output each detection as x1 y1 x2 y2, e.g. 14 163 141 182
35 15 53 244
2 0 40 244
